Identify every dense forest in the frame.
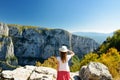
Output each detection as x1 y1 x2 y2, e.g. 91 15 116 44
36 29 120 79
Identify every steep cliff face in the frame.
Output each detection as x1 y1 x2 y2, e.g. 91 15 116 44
0 37 14 60
71 34 98 57
0 23 99 66
0 23 18 69
0 23 13 60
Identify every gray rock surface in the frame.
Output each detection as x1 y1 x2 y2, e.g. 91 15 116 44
0 36 18 69
0 22 9 36
0 23 18 70
0 22 99 67
1 65 80 80
8 24 99 65
79 62 113 80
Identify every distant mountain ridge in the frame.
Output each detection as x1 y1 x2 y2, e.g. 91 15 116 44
73 32 113 44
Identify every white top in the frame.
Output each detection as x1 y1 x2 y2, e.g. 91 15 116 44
57 55 72 71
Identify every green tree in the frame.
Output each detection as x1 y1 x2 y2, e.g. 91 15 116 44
98 48 120 78
70 55 80 72
97 29 120 54
79 53 99 69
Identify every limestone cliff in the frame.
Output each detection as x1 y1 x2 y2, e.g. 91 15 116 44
0 23 99 67
0 23 18 69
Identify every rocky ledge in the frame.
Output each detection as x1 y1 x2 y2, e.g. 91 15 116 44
0 62 113 80
0 66 79 80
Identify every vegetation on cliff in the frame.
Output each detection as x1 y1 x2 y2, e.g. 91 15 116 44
72 29 120 79
97 29 120 54
7 24 52 34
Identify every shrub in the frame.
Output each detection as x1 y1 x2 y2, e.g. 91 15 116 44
35 56 58 69
70 55 81 72
98 48 120 78
70 53 99 72
35 61 42 67
79 48 120 79
79 53 99 68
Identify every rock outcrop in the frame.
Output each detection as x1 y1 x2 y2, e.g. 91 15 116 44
79 62 113 80
0 23 99 67
0 23 18 69
0 23 9 36
1 65 80 80
1 62 113 80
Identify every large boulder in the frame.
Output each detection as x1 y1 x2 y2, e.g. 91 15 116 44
79 62 113 80
1 65 80 80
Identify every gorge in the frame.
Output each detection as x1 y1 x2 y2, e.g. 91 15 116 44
0 22 99 69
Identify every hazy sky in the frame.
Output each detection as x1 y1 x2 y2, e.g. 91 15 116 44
0 0 120 33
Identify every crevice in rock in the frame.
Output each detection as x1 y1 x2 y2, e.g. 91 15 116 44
27 68 36 80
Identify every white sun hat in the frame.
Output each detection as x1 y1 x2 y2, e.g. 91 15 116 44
59 46 68 52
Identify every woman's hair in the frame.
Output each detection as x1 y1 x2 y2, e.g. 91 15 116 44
60 52 67 63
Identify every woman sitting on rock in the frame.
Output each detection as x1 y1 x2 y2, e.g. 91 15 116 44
57 46 75 80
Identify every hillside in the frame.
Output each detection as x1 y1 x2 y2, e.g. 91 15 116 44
0 23 120 79
73 32 113 44
71 29 120 79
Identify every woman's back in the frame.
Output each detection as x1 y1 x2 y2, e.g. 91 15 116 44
57 55 72 71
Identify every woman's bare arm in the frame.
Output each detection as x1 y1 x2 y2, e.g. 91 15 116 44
68 50 75 57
